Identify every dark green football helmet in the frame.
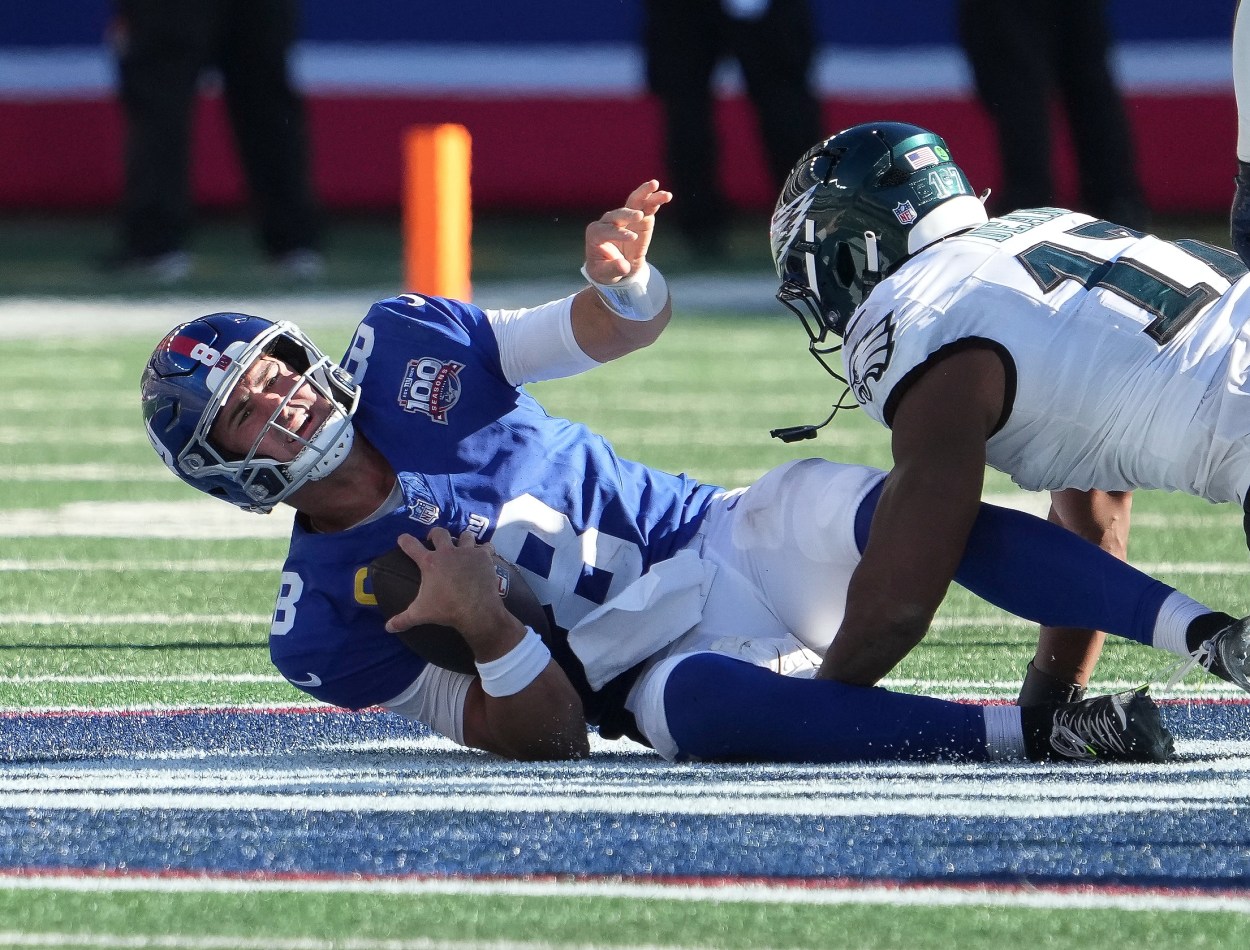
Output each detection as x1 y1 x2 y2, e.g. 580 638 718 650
770 122 988 350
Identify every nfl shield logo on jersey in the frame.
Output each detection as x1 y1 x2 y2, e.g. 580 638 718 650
407 497 439 524
893 201 918 225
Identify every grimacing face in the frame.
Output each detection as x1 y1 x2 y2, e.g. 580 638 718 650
209 354 331 464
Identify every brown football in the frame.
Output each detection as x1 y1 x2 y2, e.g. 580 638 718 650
368 545 552 674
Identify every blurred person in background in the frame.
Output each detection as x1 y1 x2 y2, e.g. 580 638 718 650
957 0 1149 230
1232 0 1250 264
642 0 823 259
101 0 323 283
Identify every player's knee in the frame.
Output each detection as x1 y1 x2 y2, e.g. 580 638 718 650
630 652 745 761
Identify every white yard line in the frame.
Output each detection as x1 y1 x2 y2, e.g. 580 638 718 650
0 560 279 572
2 498 1241 540
0 674 282 685
0 931 685 950
0 426 145 445
3 752 1249 818
0 612 268 625
0 501 295 539
2 465 192 482
0 675 1243 699
0 281 775 345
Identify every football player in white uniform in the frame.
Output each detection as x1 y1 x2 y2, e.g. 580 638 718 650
770 121 1250 703
144 180 1249 766
770 120 1250 705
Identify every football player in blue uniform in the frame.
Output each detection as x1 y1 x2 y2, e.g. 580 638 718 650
770 122 1250 706
144 181 1234 766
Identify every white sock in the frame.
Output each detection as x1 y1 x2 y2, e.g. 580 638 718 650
1152 590 1212 658
983 704 1026 761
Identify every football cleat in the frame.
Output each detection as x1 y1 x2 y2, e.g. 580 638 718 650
1174 615 1250 693
1040 687 1174 763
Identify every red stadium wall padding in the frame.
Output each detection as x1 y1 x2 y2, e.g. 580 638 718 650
0 92 1236 215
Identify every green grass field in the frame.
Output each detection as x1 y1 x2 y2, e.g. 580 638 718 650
3 889 1247 950
2 214 1249 947
0 207 777 298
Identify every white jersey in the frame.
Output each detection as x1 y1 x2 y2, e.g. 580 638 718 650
842 208 1250 504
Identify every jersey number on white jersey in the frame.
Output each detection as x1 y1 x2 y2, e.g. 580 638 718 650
1015 221 1246 345
491 494 644 631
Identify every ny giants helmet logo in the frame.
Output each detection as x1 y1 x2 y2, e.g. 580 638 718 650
168 333 249 394
398 357 464 423
170 334 235 373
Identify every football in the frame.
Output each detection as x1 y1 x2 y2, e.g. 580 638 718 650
368 545 552 674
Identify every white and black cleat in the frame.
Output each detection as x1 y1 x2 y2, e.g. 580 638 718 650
1032 686 1174 763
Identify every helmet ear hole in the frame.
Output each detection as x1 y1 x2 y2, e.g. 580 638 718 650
812 147 846 183
834 242 857 287
877 164 911 188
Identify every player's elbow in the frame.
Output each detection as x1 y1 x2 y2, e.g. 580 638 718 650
503 709 591 761
850 602 932 669
491 696 591 761
594 299 672 362
877 604 933 649
606 317 669 362
883 626 928 665
465 677 591 760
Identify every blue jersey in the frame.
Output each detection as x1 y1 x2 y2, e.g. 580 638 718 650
268 294 719 714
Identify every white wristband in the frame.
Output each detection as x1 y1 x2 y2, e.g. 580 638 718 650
579 261 669 321
474 626 552 697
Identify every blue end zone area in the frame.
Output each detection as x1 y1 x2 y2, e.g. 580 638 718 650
3 700 1243 760
0 707 416 762
1 699 1244 758
0 702 1247 894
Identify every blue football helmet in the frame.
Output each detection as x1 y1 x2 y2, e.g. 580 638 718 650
141 313 360 513
770 122 988 359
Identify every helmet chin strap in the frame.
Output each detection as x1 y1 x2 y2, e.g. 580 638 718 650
862 230 882 296
801 219 821 292
292 408 355 483
770 228 881 445
769 385 858 443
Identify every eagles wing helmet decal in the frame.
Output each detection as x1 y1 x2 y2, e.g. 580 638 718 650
768 183 820 277
848 310 896 404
